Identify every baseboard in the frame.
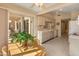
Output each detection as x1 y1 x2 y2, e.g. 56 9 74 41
42 36 58 44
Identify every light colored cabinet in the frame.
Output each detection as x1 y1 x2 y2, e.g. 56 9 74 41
69 35 79 56
37 16 45 26
37 30 54 43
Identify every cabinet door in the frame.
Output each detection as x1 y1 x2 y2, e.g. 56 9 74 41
42 17 45 25
0 8 8 55
38 16 45 26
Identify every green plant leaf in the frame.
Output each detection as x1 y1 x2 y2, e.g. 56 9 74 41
11 32 34 45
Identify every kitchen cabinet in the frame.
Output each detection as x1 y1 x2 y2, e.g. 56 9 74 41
37 30 54 43
37 16 45 26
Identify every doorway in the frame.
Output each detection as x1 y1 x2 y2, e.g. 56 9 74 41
61 19 69 36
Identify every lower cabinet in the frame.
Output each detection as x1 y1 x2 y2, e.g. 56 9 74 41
37 30 54 43
69 35 79 56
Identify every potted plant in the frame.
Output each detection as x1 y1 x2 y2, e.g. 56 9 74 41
11 32 34 49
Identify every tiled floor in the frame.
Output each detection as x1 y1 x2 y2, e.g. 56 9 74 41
43 36 69 56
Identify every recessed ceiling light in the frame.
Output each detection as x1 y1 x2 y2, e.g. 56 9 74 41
59 9 63 11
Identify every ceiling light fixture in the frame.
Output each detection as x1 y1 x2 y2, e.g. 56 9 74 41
34 0 43 8
35 3 43 8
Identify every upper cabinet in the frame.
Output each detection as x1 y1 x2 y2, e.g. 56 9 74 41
37 15 55 30
37 16 45 26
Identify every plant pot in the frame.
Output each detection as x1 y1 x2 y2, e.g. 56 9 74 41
27 40 33 48
21 42 28 49
21 40 33 50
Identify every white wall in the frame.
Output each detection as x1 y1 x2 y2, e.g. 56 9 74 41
0 8 8 55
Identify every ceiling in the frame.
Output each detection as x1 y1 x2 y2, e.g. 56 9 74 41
53 3 79 13
15 3 58 13
14 3 79 15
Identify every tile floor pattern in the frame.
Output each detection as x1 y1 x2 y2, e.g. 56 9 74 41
43 36 69 56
